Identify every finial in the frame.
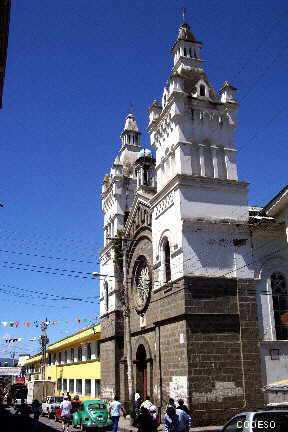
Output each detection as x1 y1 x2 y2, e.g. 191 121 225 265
182 7 187 23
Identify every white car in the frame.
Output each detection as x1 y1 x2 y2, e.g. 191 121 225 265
222 410 288 431
41 396 63 417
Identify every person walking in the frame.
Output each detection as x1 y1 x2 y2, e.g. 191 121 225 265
31 399 42 420
140 395 153 410
135 406 155 432
166 398 176 412
60 396 72 432
109 394 126 432
176 407 191 432
176 399 192 431
164 406 180 432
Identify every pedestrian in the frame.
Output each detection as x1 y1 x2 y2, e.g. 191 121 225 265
135 406 154 432
176 407 191 432
140 395 153 410
149 402 158 431
176 399 189 415
166 398 176 412
31 399 42 420
176 399 191 431
109 394 126 432
133 391 142 425
66 392 72 401
164 406 180 432
71 394 81 413
60 395 72 432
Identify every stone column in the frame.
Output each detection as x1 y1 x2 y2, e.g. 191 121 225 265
199 144 206 176
211 146 219 178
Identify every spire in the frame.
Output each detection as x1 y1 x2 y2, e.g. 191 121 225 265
171 20 203 72
120 113 141 149
177 22 198 44
123 113 139 132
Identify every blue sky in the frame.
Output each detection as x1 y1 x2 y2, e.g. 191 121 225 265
0 0 287 357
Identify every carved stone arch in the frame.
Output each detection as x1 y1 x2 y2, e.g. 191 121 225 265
133 335 152 361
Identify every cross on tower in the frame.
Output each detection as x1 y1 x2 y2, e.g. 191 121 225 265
182 7 187 23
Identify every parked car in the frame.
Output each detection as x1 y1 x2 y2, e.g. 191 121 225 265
42 395 63 418
72 400 112 430
222 410 288 431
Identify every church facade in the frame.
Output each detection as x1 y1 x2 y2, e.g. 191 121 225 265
98 21 288 425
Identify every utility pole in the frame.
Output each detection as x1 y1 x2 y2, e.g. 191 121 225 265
40 319 49 381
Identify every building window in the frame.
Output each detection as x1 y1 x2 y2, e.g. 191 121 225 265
78 346 82 362
104 280 109 312
53 353 56 365
95 379 101 398
199 84 206 97
85 379 91 396
71 348 74 363
87 343 91 361
95 341 100 359
58 352 62 364
64 350 67 364
63 379 67 392
184 47 187 56
271 272 288 340
48 353 51 365
57 378 62 391
69 379 74 393
164 239 171 282
76 379 82 394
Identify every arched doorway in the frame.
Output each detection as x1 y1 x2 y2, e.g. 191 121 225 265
136 344 147 400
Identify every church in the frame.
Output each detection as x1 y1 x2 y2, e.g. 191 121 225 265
98 20 288 426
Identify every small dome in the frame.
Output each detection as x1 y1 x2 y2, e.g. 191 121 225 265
138 148 152 158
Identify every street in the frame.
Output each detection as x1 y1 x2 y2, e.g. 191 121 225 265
0 407 67 432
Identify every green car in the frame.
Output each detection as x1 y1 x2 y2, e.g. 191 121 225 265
72 400 112 430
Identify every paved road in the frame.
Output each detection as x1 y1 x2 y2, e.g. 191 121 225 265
0 407 65 432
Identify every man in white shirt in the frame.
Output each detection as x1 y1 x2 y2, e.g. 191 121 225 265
140 395 153 410
109 395 126 432
60 396 72 431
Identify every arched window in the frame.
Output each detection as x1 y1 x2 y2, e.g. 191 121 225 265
164 240 171 282
199 84 206 97
271 272 288 340
104 280 109 312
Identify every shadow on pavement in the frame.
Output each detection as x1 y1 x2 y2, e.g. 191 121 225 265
0 407 58 432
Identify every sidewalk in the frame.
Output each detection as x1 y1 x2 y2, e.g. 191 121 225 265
118 416 222 432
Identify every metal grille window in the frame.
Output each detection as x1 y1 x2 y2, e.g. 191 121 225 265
95 379 101 398
76 379 82 394
63 379 67 392
86 343 91 360
271 272 288 340
69 379 74 393
85 379 91 396
57 378 62 391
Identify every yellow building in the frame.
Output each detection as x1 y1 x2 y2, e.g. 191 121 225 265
24 323 101 401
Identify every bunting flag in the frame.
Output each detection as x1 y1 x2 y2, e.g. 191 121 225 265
0 316 99 328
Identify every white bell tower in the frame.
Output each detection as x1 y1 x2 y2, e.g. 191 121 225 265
149 21 251 285
99 113 141 317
